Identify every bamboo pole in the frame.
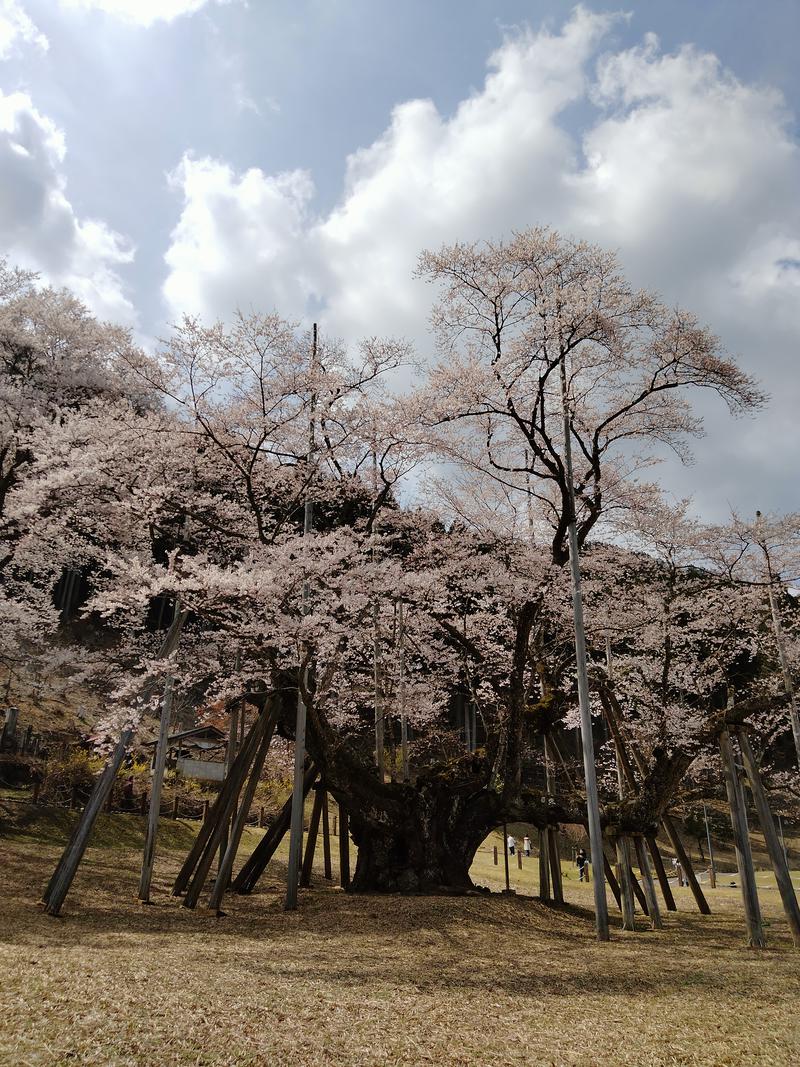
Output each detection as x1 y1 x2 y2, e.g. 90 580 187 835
719 729 765 947
736 727 800 945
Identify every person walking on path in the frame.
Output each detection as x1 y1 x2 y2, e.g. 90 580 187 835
507 833 516 856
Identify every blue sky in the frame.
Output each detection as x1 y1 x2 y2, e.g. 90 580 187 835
1 1 799 517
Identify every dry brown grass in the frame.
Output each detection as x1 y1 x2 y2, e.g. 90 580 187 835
1 827 799 1067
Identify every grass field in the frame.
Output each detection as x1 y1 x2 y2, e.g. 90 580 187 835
1 808 799 1067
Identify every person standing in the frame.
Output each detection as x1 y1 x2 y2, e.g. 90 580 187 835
576 847 588 882
523 835 531 858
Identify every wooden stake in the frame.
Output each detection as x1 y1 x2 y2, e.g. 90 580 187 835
737 727 800 945
720 729 765 948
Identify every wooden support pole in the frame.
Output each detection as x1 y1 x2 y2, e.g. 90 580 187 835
615 836 636 931
646 835 677 911
233 764 318 895
321 791 333 880
537 828 550 901
543 737 563 903
502 824 511 893
338 806 350 890
493 845 498 866
602 852 622 909
171 795 179 820
140 790 148 816
43 729 132 915
138 675 175 903
300 789 324 888
203 799 210 823
548 828 563 903
258 806 266 828
209 707 278 912
634 835 662 930
183 714 267 909
628 860 649 915
661 813 711 915
702 802 717 889
218 703 239 874
173 715 265 896
737 728 800 946
720 729 765 948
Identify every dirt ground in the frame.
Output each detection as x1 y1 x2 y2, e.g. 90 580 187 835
1 819 799 1067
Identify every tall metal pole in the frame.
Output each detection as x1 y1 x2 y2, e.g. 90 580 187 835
755 512 800 769
560 356 609 941
286 324 317 911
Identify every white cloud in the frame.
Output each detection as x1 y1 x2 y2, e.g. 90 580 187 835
163 154 314 323
0 90 136 324
0 0 48 58
159 7 800 515
59 0 233 27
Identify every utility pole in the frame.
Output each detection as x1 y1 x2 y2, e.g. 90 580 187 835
560 355 609 941
286 323 317 911
755 512 800 769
